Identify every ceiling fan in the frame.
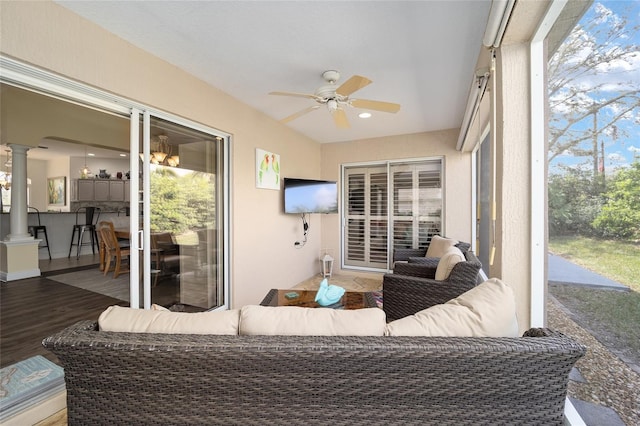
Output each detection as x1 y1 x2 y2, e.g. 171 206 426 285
269 70 401 129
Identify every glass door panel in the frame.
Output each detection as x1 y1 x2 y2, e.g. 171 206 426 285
343 166 388 269
389 161 442 268
343 158 443 272
139 115 224 311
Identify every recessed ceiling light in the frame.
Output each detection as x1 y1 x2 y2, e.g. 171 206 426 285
87 153 95 157
358 112 372 119
119 153 127 157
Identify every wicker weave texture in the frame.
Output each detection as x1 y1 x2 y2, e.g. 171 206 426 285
393 240 471 262
384 251 482 321
43 322 584 425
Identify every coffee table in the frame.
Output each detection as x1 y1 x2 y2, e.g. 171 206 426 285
260 289 377 310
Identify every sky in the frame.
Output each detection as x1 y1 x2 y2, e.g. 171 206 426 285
549 0 640 175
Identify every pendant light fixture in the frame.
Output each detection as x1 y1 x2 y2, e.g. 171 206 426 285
149 134 179 167
152 135 170 163
80 145 91 178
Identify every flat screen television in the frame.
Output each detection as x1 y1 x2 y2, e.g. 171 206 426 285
283 178 338 214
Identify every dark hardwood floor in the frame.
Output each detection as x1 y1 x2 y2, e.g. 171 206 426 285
0 274 126 368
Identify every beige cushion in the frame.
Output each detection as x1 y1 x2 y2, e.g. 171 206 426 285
384 278 519 337
425 235 459 258
434 247 465 280
239 305 386 336
151 304 169 311
98 305 240 335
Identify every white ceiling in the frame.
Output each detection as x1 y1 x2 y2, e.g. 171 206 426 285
54 1 492 144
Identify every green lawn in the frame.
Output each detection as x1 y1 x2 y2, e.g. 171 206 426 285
549 235 640 293
548 235 640 368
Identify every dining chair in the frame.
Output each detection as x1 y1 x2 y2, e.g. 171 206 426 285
28 206 51 259
99 221 130 278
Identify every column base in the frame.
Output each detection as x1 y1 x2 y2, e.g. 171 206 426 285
0 240 42 282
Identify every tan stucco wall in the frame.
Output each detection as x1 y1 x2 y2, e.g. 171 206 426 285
494 43 532 333
0 1 322 307
320 130 473 273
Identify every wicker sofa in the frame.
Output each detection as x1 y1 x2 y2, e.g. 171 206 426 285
44 320 584 425
384 251 482 321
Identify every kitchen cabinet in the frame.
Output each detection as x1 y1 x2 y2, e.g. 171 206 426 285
76 179 95 201
94 180 110 201
109 181 125 201
72 179 128 201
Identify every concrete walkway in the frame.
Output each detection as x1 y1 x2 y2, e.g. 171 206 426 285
548 253 629 426
548 254 628 289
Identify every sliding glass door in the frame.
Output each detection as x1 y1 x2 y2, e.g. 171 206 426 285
133 113 227 310
344 166 389 269
2 57 230 311
343 158 443 271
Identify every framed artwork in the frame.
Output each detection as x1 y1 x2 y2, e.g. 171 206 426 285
47 176 66 206
256 148 280 190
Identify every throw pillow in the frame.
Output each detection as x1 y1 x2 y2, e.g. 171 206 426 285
384 278 519 337
98 305 240 335
239 305 386 336
434 247 465 280
425 235 459 258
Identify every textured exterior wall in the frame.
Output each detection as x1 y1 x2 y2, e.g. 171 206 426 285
495 44 532 332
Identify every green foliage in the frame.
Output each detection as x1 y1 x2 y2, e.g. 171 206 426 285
548 166 603 235
149 167 216 235
593 162 640 239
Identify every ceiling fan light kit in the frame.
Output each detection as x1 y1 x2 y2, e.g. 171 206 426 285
270 69 400 128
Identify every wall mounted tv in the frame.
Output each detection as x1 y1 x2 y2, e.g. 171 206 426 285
283 178 338 214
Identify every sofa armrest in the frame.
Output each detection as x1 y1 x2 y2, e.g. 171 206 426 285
393 248 426 262
455 241 471 252
382 273 477 321
407 256 440 267
447 251 482 286
393 262 437 278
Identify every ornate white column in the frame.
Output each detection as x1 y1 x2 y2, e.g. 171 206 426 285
6 144 31 241
0 143 40 281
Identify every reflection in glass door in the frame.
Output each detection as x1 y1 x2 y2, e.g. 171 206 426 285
137 115 225 311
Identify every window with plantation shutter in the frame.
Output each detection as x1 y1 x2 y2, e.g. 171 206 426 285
343 158 443 271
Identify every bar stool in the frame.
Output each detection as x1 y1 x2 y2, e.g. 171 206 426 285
28 206 51 260
68 206 101 259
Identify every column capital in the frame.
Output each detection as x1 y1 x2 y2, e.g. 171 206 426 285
6 143 32 155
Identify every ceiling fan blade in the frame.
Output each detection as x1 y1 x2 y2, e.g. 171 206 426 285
280 105 320 124
351 99 401 113
336 75 372 97
269 91 318 100
332 108 350 129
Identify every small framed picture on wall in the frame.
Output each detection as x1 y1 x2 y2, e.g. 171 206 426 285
256 148 280 190
47 176 66 206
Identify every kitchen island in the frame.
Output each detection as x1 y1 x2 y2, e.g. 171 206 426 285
0 210 127 259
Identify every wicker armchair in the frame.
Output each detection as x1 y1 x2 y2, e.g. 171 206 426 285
384 251 482 321
43 321 585 425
